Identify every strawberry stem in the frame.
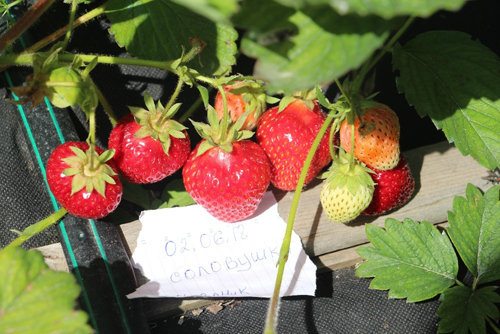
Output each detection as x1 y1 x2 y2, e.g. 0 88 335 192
91 78 117 127
159 74 184 126
5 207 67 249
264 111 335 334
351 15 415 94
0 0 56 54
486 317 500 334
61 0 77 51
217 85 229 143
88 109 97 171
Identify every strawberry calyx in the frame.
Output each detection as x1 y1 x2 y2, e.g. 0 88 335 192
320 149 375 197
224 79 280 119
130 93 188 155
62 146 117 198
190 105 254 156
278 88 318 112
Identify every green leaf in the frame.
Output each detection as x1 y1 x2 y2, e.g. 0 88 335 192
0 247 92 334
105 0 238 76
356 219 458 302
160 179 196 208
437 285 500 334
447 184 500 285
234 1 389 94
168 0 239 23
393 31 500 170
273 0 467 19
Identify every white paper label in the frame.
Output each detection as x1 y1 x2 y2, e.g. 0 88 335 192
126 192 317 299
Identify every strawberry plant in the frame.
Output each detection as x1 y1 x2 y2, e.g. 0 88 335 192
0 0 499 333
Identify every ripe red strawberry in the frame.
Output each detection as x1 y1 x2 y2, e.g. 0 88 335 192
108 94 191 184
182 139 271 223
46 141 122 219
339 103 400 170
214 81 275 130
256 99 333 191
361 154 415 216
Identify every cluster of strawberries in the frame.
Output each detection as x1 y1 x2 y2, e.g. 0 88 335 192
46 81 414 224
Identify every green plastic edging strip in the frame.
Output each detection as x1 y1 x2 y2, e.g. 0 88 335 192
3 71 99 333
89 218 132 333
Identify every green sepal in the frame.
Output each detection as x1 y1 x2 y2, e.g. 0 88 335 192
196 83 210 108
278 95 297 112
62 168 79 177
207 105 221 130
134 126 154 139
219 142 233 153
71 173 86 196
190 119 217 140
266 96 280 104
144 93 156 113
165 103 182 119
98 149 115 164
69 146 87 160
92 176 106 198
196 140 215 157
321 150 375 196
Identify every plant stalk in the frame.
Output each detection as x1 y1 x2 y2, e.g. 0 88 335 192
61 0 78 51
352 16 415 94
217 85 229 142
5 207 67 249
0 0 57 54
264 112 335 334
159 74 184 126
486 317 500 334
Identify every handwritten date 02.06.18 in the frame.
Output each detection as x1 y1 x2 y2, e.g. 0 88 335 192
164 223 248 257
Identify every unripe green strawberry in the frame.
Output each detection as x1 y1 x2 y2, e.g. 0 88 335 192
320 151 375 223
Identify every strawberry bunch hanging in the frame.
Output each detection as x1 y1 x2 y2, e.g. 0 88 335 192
183 103 271 223
320 98 415 223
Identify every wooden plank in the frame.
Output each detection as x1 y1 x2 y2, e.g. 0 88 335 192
36 242 69 272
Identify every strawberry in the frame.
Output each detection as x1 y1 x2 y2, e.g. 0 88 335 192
214 80 276 130
256 99 333 191
361 154 415 216
46 141 122 219
108 93 191 184
183 139 271 223
339 103 400 170
320 151 375 223
183 107 271 223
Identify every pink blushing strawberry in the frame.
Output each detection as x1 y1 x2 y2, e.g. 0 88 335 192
182 139 271 223
361 154 415 216
46 141 122 219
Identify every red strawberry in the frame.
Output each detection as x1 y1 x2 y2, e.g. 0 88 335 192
108 94 191 184
182 139 271 223
214 81 275 131
339 103 400 170
46 141 122 219
361 154 415 216
256 99 333 191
